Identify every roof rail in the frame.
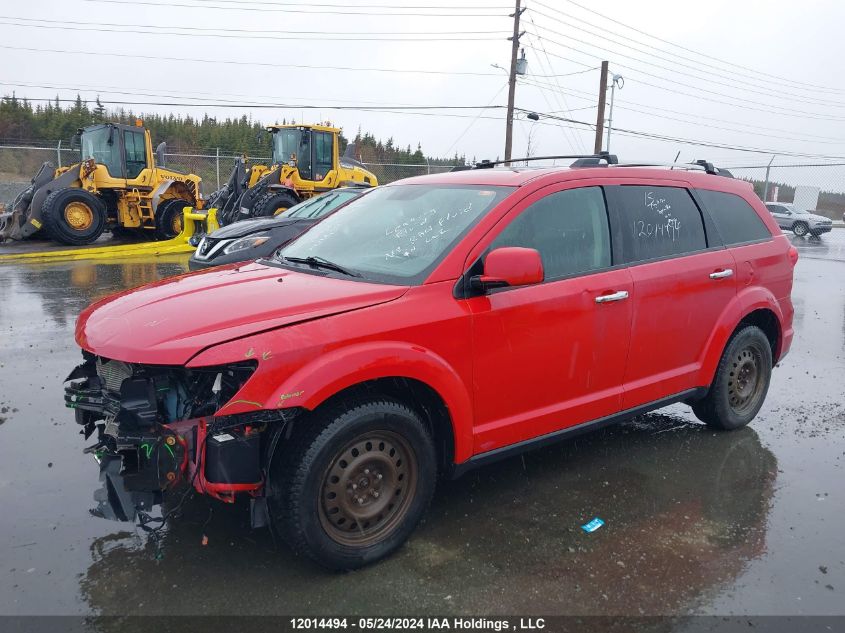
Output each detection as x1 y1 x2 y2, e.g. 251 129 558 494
474 152 618 169
609 160 734 178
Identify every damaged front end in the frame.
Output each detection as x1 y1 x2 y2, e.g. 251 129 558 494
65 352 288 525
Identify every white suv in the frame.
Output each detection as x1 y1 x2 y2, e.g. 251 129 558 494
765 202 833 237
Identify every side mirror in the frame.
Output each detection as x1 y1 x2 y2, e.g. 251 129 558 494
155 142 167 167
471 247 544 292
70 133 81 150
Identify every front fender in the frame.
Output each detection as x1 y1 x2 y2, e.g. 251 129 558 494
192 339 474 463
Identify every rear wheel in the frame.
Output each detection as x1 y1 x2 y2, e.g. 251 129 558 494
792 221 809 237
692 325 772 430
41 188 106 245
252 190 299 218
154 199 189 240
270 398 436 570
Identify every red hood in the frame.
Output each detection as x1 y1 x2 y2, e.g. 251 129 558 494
75 262 407 365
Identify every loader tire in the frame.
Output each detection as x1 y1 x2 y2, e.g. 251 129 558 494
155 199 189 240
41 189 106 246
252 190 299 218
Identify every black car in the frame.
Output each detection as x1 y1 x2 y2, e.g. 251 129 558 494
189 187 370 270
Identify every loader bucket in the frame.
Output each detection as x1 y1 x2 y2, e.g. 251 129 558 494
0 161 57 242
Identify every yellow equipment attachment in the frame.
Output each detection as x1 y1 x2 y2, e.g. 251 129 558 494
0 207 218 263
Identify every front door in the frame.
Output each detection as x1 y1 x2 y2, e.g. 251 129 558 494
466 185 633 455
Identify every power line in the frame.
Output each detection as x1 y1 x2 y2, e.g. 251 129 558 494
11 91 843 160
517 108 845 160
522 74 845 144
528 16 845 109
0 15 508 36
11 95 508 111
523 26 587 153
82 0 510 16
554 0 845 95
443 83 509 157
0 18 504 41
0 80 462 109
523 42 845 122
532 0 845 97
0 44 586 79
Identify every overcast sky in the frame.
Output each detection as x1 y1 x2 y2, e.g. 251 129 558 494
1 0 844 171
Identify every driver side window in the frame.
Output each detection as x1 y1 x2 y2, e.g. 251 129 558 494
124 130 147 179
490 186 611 280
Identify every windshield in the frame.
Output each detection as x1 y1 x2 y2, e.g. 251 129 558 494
272 128 312 179
80 126 122 177
279 190 363 220
279 184 513 284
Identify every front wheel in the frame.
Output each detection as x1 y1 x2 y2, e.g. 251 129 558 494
270 399 436 570
41 188 107 245
792 221 809 237
692 325 773 430
252 190 299 218
154 199 189 240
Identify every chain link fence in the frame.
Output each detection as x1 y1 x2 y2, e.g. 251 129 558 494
725 162 845 260
0 144 457 204
2 145 841 259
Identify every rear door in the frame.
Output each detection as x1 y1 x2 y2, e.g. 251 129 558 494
466 184 633 453
606 183 736 409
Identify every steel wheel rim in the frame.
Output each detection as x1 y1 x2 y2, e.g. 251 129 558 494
171 213 183 235
319 430 417 547
727 345 764 414
65 201 94 230
794 223 807 236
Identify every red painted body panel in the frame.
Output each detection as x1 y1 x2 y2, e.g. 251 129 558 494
75 262 407 365
621 248 737 409
468 267 633 453
74 166 796 467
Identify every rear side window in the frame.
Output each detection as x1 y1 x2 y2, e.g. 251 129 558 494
490 186 611 280
613 186 707 263
698 190 771 245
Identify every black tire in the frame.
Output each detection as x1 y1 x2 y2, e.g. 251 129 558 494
269 398 437 570
154 199 190 240
41 188 106 246
692 325 773 430
792 221 809 237
252 190 299 218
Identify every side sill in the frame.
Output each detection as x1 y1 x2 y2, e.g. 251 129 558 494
449 387 707 479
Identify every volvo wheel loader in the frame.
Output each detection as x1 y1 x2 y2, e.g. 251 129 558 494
207 123 377 226
0 122 204 246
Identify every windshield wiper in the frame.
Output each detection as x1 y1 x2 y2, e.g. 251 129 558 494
283 255 361 277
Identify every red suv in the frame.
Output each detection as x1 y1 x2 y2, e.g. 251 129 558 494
66 158 797 569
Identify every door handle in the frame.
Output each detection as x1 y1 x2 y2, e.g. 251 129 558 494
595 290 629 304
709 269 734 279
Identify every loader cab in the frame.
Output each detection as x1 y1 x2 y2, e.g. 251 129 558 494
78 123 151 181
270 125 337 183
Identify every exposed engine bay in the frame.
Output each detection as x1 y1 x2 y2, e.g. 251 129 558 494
64 352 288 524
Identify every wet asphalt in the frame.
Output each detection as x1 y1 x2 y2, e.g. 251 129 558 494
0 236 843 620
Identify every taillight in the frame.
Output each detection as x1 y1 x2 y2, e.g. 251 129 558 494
788 246 799 266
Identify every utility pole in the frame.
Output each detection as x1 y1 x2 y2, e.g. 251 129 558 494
593 61 609 154
504 0 525 165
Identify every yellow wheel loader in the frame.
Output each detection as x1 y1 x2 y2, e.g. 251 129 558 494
0 122 204 246
208 123 377 226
